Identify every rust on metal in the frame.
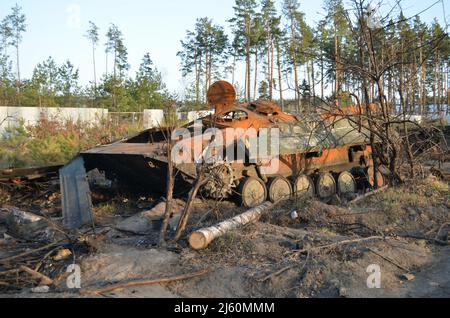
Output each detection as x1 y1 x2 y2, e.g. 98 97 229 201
207 80 236 114
61 80 384 224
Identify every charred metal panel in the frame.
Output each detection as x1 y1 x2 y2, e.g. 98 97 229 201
278 117 370 156
0 165 62 182
60 156 93 229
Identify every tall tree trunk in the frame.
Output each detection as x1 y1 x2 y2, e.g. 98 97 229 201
246 45 251 102
290 20 299 112
113 48 117 110
321 51 324 99
276 42 284 110
159 126 175 245
92 43 97 107
267 29 271 98
16 44 20 106
311 60 315 99
205 47 209 98
231 53 236 85
246 19 251 102
334 25 340 99
438 52 442 116
433 49 438 114
270 42 274 100
92 45 97 90
208 57 212 91
253 47 258 100
195 53 199 104
447 63 450 115
419 40 425 115
294 64 299 112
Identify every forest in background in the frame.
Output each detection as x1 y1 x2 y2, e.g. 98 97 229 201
0 5 170 112
0 0 449 114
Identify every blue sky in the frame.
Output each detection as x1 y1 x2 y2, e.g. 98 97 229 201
0 0 447 95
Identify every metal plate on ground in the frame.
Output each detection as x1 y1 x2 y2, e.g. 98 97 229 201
60 156 93 229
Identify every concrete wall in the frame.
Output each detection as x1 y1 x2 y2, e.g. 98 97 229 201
142 109 214 129
403 113 450 124
0 106 108 135
143 109 164 129
0 107 217 134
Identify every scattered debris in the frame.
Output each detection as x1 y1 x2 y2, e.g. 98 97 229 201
339 287 348 298
291 236 385 255
0 166 61 183
435 223 449 243
31 285 50 293
53 249 72 261
20 266 54 286
0 157 448 298
5 208 52 241
80 268 211 296
115 201 183 235
367 248 410 272
348 186 389 205
290 211 299 220
430 167 450 181
401 273 416 281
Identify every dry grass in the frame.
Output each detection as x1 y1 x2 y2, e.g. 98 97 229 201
376 176 449 209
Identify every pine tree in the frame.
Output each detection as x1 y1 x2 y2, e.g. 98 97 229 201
57 61 79 107
260 0 279 100
85 21 99 98
133 53 167 111
5 4 26 105
229 0 257 102
105 24 129 110
178 18 229 104
29 57 59 107
323 0 349 98
282 0 303 111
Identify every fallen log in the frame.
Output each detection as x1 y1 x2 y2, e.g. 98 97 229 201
80 268 211 295
189 202 273 250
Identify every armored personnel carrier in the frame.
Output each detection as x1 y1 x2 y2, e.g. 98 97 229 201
61 81 383 228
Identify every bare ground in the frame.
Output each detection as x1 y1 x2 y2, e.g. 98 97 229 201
0 172 449 298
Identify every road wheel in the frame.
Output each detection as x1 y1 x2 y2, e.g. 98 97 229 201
337 171 357 195
267 176 292 203
293 174 315 197
238 177 267 208
316 172 337 199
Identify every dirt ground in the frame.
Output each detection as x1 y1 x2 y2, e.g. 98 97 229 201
0 165 449 298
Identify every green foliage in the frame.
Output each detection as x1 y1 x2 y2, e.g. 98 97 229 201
85 21 99 47
1 12 171 112
178 17 229 104
0 1 449 117
0 117 143 169
105 24 129 76
4 4 26 48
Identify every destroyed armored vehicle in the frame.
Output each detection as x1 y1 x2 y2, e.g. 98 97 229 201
60 81 384 228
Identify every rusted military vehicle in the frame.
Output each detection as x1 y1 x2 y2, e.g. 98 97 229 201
60 80 383 228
